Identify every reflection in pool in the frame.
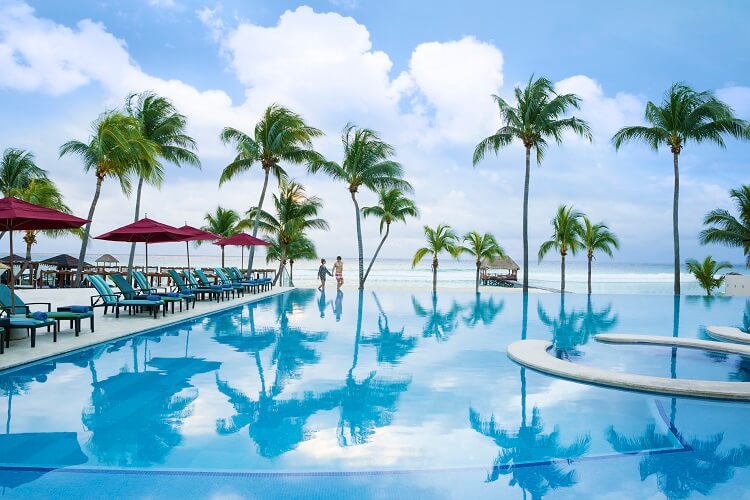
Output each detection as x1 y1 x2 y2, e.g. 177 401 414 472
0 290 749 498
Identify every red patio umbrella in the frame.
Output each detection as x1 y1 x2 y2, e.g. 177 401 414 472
0 197 88 310
214 232 270 269
177 225 220 271
94 218 191 270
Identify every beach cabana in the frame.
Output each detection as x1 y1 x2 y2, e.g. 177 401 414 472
39 254 91 288
480 256 519 286
95 254 119 268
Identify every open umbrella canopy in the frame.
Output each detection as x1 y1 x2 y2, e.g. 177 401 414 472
214 233 270 247
0 197 88 231
178 225 220 242
95 218 190 244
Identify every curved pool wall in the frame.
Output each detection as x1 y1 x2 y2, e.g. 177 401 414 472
1 290 750 498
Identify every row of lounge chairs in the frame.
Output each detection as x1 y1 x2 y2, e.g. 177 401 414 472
0 268 273 353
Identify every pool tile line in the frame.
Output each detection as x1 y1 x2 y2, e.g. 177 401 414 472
0 288 291 376
654 399 693 450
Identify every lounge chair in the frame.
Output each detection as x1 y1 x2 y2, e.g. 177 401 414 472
225 267 261 293
132 271 196 311
87 275 164 319
190 269 234 299
0 293 57 349
167 269 222 303
231 267 273 291
213 268 246 296
0 284 93 344
110 273 183 314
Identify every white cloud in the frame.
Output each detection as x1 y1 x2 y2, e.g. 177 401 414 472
148 0 178 7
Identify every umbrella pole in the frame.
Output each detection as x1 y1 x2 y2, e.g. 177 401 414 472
8 230 15 313
186 241 190 272
241 246 244 270
145 242 149 271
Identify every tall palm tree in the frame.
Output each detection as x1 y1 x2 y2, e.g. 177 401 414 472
460 231 505 293
538 205 585 292
199 206 240 267
244 180 328 286
361 188 418 286
219 104 322 272
700 185 750 267
0 148 48 197
473 75 592 293
579 217 619 294
16 178 82 278
125 92 200 278
686 256 731 296
612 83 748 295
60 111 156 285
267 233 316 286
412 224 460 294
310 125 411 289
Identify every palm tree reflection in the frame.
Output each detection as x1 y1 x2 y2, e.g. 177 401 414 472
462 293 504 328
360 292 417 365
538 295 617 359
411 294 462 341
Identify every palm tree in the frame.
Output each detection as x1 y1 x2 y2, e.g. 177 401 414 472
219 104 322 272
244 180 328 286
473 75 592 293
686 256 731 296
310 125 411 289
199 206 240 267
412 224 460 294
579 217 619 294
612 83 748 295
60 111 156 285
700 185 750 267
361 188 418 286
268 233 316 287
0 148 47 197
16 178 82 278
460 231 505 293
125 92 200 278
538 205 584 292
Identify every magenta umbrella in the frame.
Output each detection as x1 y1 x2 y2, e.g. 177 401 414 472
94 218 191 270
0 197 88 310
177 225 219 271
214 232 270 269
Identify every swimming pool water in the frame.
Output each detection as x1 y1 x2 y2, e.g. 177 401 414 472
0 290 749 498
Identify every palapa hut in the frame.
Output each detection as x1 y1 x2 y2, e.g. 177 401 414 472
480 256 519 286
95 254 119 268
39 254 91 288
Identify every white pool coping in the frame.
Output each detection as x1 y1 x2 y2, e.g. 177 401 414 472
706 326 750 345
0 286 291 372
507 334 750 401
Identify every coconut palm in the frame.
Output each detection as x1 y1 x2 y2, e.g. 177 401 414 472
361 188 419 286
244 180 328 286
686 256 732 296
125 92 200 278
219 104 322 272
310 125 411 289
579 217 619 294
411 294 462 342
16 178 82 278
473 75 592 292
460 231 505 293
267 233 316 287
612 83 748 295
538 205 585 292
0 148 48 197
699 185 750 268
412 224 460 294
199 206 240 267
60 111 156 285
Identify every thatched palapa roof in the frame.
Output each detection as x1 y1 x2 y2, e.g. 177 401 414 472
95 254 119 264
39 254 91 269
481 256 519 271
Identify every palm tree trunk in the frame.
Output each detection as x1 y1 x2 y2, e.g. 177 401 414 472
522 146 531 293
672 151 680 295
247 167 271 272
15 233 33 280
272 248 285 286
587 253 592 295
289 260 294 287
351 190 364 290
363 223 389 285
126 176 145 282
432 257 438 294
475 261 480 294
76 176 103 286
561 252 566 292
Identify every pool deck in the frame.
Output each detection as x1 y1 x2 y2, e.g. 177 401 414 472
0 286 290 372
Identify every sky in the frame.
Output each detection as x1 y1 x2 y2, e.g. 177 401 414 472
1 0 749 265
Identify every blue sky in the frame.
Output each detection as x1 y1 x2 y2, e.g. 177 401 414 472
1 0 749 264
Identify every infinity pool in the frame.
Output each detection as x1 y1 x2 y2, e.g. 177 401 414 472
1 289 749 498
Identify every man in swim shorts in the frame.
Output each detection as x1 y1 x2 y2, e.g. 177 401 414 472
333 256 344 289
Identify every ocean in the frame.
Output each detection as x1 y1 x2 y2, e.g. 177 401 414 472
27 252 744 295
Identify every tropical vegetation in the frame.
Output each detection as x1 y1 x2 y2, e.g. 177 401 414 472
412 224 460 294
460 231 505 293
219 104 322 272
579 217 619 294
473 75 592 292
613 83 748 295
200 206 241 267
685 256 732 296
538 205 585 292
700 185 750 268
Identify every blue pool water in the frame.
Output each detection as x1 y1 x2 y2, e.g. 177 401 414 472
1 289 750 498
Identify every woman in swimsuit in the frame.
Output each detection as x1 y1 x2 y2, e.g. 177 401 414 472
318 259 333 291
